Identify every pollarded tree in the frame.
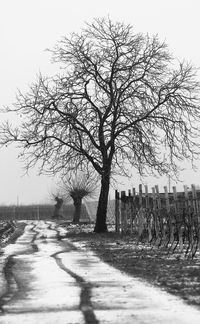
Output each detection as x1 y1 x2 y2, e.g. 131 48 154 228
58 172 98 223
1 17 200 232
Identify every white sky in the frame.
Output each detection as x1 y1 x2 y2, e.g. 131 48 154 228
0 0 200 204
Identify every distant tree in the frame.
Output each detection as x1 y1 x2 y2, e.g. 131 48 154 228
52 196 63 219
59 172 97 223
1 17 200 232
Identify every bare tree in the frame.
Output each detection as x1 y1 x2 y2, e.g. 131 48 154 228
53 196 64 219
1 17 200 232
59 172 97 223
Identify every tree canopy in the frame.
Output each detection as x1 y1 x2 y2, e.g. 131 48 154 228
1 17 200 232
57 172 97 223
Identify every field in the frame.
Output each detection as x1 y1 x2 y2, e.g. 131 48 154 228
0 204 88 221
0 200 115 222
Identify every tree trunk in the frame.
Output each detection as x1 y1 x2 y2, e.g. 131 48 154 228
73 197 82 223
94 173 110 233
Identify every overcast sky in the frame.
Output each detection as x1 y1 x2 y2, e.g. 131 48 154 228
0 0 200 205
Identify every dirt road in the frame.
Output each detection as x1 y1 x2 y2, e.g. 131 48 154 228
1 221 200 324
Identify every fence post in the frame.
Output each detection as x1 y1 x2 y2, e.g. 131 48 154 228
128 189 132 233
130 188 136 234
155 185 162 245
152 187 159 240
145 185 149 209
164 186 170 213
184 185 193 254
165 185 171 245
115 190 120 233
121 191 127 233
183 185 189 234
137 185 145 238
145 185 152 241
152 187 156 210
191 184 199 217
172 186 178 214
155 185 161 210
139 184 143 208
191 184 199 254
168 186 178 246
163 186 170 243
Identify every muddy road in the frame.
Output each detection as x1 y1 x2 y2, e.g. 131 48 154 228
0 221 95 323
1 221 200 324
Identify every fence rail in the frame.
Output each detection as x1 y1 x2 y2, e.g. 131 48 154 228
115 184 200 258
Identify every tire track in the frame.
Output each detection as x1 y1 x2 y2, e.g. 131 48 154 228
35 222 98 323
51 251 99 324
30 223 40 252
0 222 38 313
0 255 18 314
1 221 98 322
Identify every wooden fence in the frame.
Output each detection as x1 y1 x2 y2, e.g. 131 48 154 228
115 184 200 258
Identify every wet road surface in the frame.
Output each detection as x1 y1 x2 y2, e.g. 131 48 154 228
1 221 200 323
